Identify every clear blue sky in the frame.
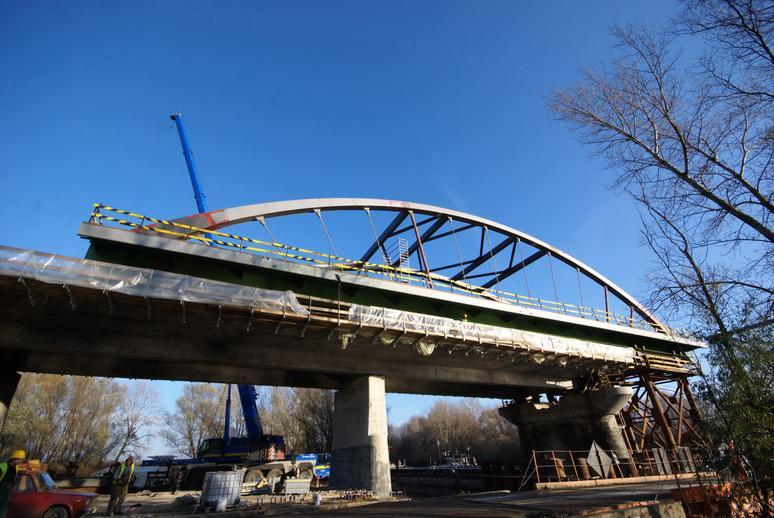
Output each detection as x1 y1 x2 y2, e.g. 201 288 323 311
1 1 679 454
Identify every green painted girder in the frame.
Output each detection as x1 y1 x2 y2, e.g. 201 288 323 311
84 235 695 356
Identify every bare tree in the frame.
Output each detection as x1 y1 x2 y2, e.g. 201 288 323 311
389 415 435 466
424 400 481 459
476 407 521 460
293 389 334 453
548 0 772 510
680 0 774 103
548 4 772 329
259 387 301 450
161 383 224 458
389 399 520 466
0 374 127 473
103 381 161 463
256 387 333 454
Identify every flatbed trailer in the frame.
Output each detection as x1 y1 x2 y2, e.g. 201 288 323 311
141 456 318 492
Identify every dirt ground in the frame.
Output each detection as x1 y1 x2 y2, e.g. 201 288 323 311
91 490 203 514
91 480 687 517
89 489 382 516
317 482 687 517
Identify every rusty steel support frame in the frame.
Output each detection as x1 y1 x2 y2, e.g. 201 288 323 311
611 371 708 454
507 368 707 490
644 375 678 449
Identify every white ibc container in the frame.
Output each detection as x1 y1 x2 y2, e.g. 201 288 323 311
201 469 245 508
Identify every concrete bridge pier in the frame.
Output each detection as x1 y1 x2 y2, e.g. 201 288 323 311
330 376 392 497
0 368 20 437
499 386 636 475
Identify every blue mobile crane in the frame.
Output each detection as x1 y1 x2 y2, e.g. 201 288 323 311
169 112 284 461
155 113 327 490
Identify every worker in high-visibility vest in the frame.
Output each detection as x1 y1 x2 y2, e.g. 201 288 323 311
0 450 25 518
106 455 134 515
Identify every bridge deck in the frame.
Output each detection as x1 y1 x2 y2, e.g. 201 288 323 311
0 246 693 397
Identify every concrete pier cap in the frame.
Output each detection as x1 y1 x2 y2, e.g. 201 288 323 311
499 386 633 460
330 376 392 497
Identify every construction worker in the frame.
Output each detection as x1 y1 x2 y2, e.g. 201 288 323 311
106 455 134 515
0 450 25 518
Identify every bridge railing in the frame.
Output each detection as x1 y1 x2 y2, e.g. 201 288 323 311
523 447 717 489
88 204 679 337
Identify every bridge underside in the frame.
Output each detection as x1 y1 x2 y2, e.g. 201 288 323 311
0 274 586 398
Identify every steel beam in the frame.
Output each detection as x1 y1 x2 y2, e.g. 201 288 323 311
430 259 475 273
643 376 678 449
398 216 447 267
424 222 477 243
482 250 547 289
360 211 408 263
407 211 433 282
451 236 515 281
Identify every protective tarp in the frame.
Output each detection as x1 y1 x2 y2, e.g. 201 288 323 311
0 246 308 315
348 304 634 363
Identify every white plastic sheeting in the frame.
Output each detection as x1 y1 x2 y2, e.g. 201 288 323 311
348 304 635 363
0 246 309 315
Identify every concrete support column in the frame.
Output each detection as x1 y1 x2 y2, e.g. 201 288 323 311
330 376 391 497
499 386 635 474
0 369 21 437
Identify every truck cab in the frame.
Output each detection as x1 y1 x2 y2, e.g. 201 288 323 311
295 453 331 480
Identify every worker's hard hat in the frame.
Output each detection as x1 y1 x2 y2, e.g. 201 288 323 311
10 450 26 460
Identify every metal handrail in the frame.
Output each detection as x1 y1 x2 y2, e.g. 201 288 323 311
525 447 716 486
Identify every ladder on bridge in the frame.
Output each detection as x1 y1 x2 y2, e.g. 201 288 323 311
384 237 410 283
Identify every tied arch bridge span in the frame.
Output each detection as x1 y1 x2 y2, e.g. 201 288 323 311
0 198 706 495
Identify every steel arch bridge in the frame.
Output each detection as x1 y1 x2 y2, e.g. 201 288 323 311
77 198 706 453
87 198 689 342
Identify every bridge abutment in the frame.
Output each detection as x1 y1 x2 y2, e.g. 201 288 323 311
499 386 635 474
330 376 391 497
0 368 20 437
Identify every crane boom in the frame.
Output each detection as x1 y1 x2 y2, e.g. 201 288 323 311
236 385 264 438
170 113 209 214
169 112 263 443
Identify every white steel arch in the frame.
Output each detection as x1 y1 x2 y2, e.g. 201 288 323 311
169 198 663 328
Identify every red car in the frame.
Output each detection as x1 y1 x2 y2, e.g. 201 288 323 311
8 469 97 518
